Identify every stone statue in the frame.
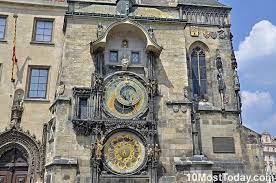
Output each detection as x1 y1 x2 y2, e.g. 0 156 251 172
217 68 225 92
91 143 96 158
153 144 161 161
215 50 223 70
97 23 104 38
147 144 154 159
217 68 226 110
122 39 128 48
233 69 240 91
55 81 65 98
48 120 56 142
149 79 158 95
95 137 104 160
121 54 130 69
215 50 226 110
148 26 156 41
92 73 103 91
11 89 24 128
183 86 190 101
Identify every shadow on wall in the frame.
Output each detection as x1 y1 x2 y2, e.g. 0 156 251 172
15 56 31 87
155 57 173 89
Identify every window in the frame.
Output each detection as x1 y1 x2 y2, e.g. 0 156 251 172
27 67 49 99
212 137 235 153
191 47 207 99
109 51 118 63
0 16 7 40
33 19 53 42
131 52 140 64
78 98 88 119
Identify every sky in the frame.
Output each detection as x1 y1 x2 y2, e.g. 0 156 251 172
220 0 276 135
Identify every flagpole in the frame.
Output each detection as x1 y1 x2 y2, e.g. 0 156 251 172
11 14 18 83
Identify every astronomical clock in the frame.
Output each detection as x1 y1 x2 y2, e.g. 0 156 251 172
87 63 160 183
75 17 162 183
103 72 148 119
103 131 146 175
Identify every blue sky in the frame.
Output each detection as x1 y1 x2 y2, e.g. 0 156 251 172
220 0 276 135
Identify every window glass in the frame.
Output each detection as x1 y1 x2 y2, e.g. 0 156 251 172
28 68 49 99
131 52 140 64
109 51 118 63
34 20 53 42
79 98 88 119
191 47 207 98
0 17 7 39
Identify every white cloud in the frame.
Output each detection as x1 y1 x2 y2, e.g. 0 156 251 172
241 90 273 113
236 20 276 67
236 20 276 135
241 91 276 134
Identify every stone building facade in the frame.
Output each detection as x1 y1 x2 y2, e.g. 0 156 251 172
262 132 276 178
0 0 67 182
0 0 265 182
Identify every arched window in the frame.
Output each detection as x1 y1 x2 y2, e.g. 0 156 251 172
191 47 207 99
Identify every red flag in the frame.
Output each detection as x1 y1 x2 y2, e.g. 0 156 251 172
11 15 18 83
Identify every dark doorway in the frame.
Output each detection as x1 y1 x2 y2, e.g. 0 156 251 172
0 148 28 183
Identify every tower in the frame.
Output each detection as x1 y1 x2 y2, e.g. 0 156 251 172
44 0 265 182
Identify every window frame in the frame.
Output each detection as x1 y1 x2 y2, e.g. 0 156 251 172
109 50 119 63
78 97 89 119
26 66 50 99
32 17 54 43
0 15 8 41
72 88 92 120
131 51 141 64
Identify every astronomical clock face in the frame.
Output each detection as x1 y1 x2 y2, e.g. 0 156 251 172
103 73 148 119
104 132 146 174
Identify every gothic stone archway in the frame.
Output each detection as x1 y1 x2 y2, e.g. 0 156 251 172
0 127 44 183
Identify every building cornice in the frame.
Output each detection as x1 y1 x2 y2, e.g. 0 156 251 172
0 0 68 9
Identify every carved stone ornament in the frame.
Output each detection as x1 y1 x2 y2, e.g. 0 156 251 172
203 30 225 40
181 105 187 113
0 126 44 182
211 32 217 39
203 30 211 39
217 29 227 39
97 23 104 38
190 26 199 37
182 6 230 26
122 39 129 48
121 54 130 69
172 105 180 113
116 0 134 16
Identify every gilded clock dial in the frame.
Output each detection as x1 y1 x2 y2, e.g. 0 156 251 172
103 74 148 119
104 132 146 174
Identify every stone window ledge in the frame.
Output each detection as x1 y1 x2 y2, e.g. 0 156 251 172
24 98 50 103
0 40 7 43
30 41 55 46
